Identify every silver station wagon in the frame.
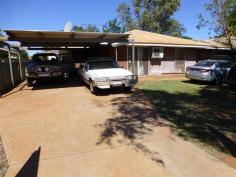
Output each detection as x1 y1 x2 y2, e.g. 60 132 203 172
185 60 233 85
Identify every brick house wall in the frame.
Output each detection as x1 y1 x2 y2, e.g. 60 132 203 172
148 47 198 75
60 45 230 76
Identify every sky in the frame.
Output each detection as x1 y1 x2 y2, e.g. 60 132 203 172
0 0 211 40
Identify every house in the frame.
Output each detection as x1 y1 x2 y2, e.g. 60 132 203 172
114 30 232 76
4 29 232 76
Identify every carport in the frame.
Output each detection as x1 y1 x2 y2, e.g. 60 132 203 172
4 30 136 73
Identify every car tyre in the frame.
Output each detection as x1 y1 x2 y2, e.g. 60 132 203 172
89 80 98 94
124 86 132 92
26 78 34 87
215 74 223 85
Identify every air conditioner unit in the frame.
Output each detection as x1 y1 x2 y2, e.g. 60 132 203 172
152 47 164 58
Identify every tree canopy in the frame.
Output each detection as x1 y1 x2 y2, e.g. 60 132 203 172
72 0 185 37
197 0 236 49
102 18 122 33
116 0 185 36
72 24 100 32
20 50 29 62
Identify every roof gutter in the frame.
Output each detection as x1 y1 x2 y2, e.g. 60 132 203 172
125 43 215 49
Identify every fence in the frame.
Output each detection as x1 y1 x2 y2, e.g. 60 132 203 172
0 46 25 94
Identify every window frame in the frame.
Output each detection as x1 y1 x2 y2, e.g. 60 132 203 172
152 47 164 59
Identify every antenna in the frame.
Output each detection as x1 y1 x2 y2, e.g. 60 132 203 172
64 21 73 32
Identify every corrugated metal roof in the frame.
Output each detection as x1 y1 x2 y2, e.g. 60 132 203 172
4 30 129 47
126 30 212 48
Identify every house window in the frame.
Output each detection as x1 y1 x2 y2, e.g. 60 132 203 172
152 47 164 58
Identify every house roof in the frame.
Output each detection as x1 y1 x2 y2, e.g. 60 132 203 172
126 30 212 48
203 37 236 49
4 30 130 47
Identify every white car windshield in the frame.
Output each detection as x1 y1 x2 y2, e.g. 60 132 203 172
195 61 216 67
88 60 120 70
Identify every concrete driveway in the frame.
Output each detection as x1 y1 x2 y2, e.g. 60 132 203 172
0 78 235 177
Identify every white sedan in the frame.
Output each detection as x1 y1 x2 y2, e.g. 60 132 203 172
78 58 138 94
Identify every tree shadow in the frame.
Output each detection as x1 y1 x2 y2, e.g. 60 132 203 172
140 83 236 156
96 90 168 165
15 147 41 177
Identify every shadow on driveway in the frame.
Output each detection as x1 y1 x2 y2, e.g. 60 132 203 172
15 147 41 177
96 90 168 166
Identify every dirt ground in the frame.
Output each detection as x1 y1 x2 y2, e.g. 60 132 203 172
0 78 235 177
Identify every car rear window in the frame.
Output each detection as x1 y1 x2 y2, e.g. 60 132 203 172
195 61 216 67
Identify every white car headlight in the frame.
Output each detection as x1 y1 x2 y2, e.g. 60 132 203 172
97 77 109 82
125 75 133 80
37 67 42 72
45 67 50 72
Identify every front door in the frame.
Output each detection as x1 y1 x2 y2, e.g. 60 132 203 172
138 47 148 75
127 47 138 74
175 48 185 72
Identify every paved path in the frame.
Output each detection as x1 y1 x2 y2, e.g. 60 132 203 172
0 80 235 177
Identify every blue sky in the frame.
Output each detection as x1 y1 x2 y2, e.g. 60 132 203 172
0 0 210 40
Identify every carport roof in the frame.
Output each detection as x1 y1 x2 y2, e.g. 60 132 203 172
4 30 130 47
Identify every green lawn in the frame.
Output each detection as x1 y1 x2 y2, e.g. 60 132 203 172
138 79 236 157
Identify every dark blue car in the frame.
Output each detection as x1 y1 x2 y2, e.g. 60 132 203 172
26 53 63 86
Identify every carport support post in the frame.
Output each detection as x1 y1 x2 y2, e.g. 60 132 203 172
132 39 135 74
7 47 14 86
115 47 118 61
17 50 23 80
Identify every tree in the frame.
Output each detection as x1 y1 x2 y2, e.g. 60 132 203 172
102 18 122 33
72 25 85 32
197 0 236 49
228 3 236 36
117 2 136 32
116 0 185 37
86 24 100 32
20 50 29 62
72 24 100 32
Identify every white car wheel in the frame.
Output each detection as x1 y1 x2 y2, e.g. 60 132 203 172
89 80 98 94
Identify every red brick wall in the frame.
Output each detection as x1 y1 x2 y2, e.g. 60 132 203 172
164 47 175 61
117 46 128 69
196 49 230 61
185 48 197 61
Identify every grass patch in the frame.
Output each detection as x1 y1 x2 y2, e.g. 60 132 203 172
138 79 236 157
